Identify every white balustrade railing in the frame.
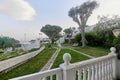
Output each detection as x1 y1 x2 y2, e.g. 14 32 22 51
10 68 62 80
10 47 117 80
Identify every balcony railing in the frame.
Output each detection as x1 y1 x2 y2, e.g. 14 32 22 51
10 47 117 80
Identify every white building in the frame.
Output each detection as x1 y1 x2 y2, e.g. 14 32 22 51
56 36 65 44
4 47 13 53
21 39 40 50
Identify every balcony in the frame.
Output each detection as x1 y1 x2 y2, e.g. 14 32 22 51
10 47 118 80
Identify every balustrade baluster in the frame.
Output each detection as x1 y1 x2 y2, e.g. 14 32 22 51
105 60 108 80
78 69 82 80
50 75 53 80
87 67 91 80
42 78 47 80
102 61 105 80
83 68 87 80
95 64 99 80
103 61 106 80
91 66 95 80
56 73 62 80
108 59 111 80
110 59 113 80
98 62 102 80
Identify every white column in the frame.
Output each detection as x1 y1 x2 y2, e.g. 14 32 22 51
60 53 76 80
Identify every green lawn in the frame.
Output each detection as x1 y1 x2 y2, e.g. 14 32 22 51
0 47 56 80
74 46 109 57
51 48 89 68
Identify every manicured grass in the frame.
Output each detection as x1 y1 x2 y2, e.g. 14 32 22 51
52 48 89 68
0 52 12 59
0 47 56 80
74 46 109 57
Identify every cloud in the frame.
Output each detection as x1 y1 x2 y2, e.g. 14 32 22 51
0 0 36 20
88 0 120 25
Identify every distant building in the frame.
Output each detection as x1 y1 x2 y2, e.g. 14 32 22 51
40 38 51 44
21 39 40 50
56 36 65 44
4 47 12 53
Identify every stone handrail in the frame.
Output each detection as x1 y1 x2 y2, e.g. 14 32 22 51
0 46 45 72
60 47 117 80
10 68 62 80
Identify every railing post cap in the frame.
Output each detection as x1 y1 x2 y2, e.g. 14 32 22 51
59 53 71 69
63 53 71 65
63 53 71 62
109 47 117 55
110 47 116 53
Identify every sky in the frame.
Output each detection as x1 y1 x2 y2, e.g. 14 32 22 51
0 0 120 41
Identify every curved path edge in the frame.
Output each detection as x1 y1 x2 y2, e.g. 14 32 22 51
0 46 45 73
69 48 95 59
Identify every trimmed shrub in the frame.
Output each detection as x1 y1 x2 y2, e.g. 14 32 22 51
85 32 98 46
75 28 115 47
74 33 81 45
113 35 120 44
75 32 98 46
94 28 115 47
113 35 120 59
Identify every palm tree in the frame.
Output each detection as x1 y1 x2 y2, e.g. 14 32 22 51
68 1 98 47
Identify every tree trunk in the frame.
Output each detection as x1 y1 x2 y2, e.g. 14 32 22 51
76 20 88 47
80 27 87 47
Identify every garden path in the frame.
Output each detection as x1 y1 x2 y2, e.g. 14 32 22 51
40 48 61 72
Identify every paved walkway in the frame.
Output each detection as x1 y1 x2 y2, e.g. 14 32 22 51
40 48 61 72
0 46 45 73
